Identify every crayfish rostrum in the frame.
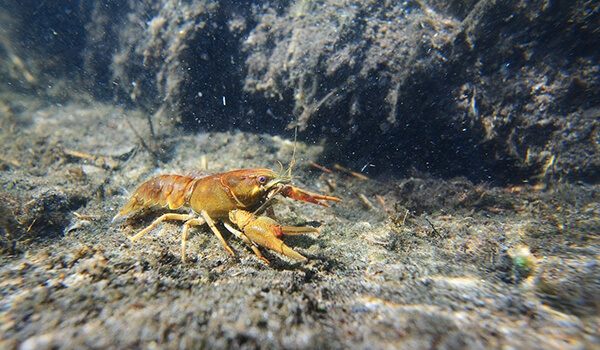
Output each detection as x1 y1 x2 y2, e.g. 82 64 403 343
113 168 341 263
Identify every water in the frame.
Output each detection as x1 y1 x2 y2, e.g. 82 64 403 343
1 1 599 348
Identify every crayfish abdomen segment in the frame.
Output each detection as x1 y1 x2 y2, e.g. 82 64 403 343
114 175 196 219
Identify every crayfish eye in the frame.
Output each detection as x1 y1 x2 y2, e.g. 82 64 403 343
257 175 267 185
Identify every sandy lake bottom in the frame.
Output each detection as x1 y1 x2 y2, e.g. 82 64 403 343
0 98 599 349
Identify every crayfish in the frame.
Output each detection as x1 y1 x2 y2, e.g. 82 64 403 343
113 167 341 263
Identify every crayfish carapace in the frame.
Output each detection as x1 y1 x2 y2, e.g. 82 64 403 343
113 168 341 263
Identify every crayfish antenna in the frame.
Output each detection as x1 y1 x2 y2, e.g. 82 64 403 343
287 122 297 178
276 159 285 178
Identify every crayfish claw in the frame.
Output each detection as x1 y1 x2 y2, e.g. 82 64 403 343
229 210 310 262
279 185 342 207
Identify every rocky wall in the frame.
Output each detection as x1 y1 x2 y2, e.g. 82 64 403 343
241 0 600 183
1 0 598 184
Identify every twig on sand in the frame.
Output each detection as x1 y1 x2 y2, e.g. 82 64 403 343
123 113 161 164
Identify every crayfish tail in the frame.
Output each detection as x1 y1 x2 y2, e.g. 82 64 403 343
111 214 122 223
112 198 141 222
114 174 196 222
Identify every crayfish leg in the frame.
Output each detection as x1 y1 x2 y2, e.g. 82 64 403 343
199 210 236 257
181 218 205 263
126 213 200 262
129 213 195 242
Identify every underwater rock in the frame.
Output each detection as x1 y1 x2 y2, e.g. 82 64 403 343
534 256 600 316
1 0 598 184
